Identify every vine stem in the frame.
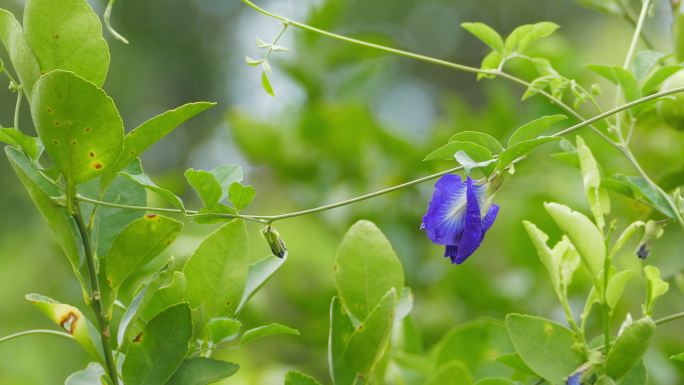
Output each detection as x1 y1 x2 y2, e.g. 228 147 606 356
13 87 21 131
74 87 684 223
622 0 650 69
0 329 74 345
655 311 684 325
72 207 119 384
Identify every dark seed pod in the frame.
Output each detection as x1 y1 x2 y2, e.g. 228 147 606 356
261 225 287 259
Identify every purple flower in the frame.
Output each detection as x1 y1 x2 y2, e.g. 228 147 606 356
566 373 581 385
421 175 499 264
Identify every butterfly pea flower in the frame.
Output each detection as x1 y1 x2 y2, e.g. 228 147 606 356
421 175 499 264
566 373 581 385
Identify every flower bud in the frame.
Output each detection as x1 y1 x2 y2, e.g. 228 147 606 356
261 225 287 259
635 220 665 259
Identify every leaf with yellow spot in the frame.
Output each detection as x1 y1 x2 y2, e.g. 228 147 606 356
31 70 123 185
25 293 102 361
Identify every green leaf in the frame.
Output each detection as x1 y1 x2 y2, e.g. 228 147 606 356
603 174 675 217
498 137 560 166
523 221 563 294
105 215 183 288
328 297 356 385
105 102 215 184
65 363 105 385
587 65 640 103
245 56 264 66
433 318 514 378
619 360 648 385
449 131 503 154
461 22 504 52
120 172 185 212
609 221 644 257
138 271 187 323
122 303 193 385
605 317 655 380
641 66 683 95
522 75 555 100
576 136 610 230
91 161 146 257
0 127 41 159
24 0 110 86
478 51 502 80
544 202 605 279
508 115 567 146
284 371 323 385
6 147 85 285
494 352 537 376
166 358 239 385
183 220 248 318
334 220 404 321
505 314 583 384
0 9 41 98
505 22 559 54
207 317 241 344
31 70 124 184
237 255 286 312
643 265 669 316
229 181 256 211
262 71 275 96
631 50 666 80
473 379 516 385
344 288 397 374
425 361 473 385
185 165 243 208
26 293 102 360
606 270 633 309
672 353 684 362
576 0 624 15
240 323 300 346
425 141 492 163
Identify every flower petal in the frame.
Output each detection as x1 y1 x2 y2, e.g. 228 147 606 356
421 174 468 245
454 177 483 264
480 204 500 241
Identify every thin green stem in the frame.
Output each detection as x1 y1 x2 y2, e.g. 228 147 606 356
0 329 74 345
622 0 651 68
263 22 289 63
655 311 684 325
72 208 119 384
104 0 129 44
13 87 22 131
617 0 654 49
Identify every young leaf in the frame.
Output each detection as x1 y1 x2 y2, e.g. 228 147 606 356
207 317 242 344
544 202 605 279
0 127 41 159
137 271 187 323
262 70 275 96
448 131 503 154
425 361 473 385
245 55 264 66
478 51 502 79
284 371 324 385
122 303 193 385
104 102 216 185
24 0 110 86
461 22 504 52
6 147 85 285
505 22 558 54
505 314 583 384
609 221 644 257
344 288 397 374
606 270 633 309
237 255 286 312
576 136 610 230
229 181 256 211
631 50 666 80
498 137 560 166
26 294 102 360
334 220 404 321
183 219 248 318
672 353 684 362
65 363 105 385
120 172 185 212
424 141 492 163
643 265 669 316
185 165 243 208
522 75 555 100
605 317 655 380
523 221 562 294
239 323 300 346
328 297 356 385
508 115 567 146
31 70 124 184
602 174 675 218
0 9 41 98
166 358 239 385
106 215 183 288
641 66 683 95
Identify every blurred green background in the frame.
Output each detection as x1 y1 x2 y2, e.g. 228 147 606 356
1 0 683 384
